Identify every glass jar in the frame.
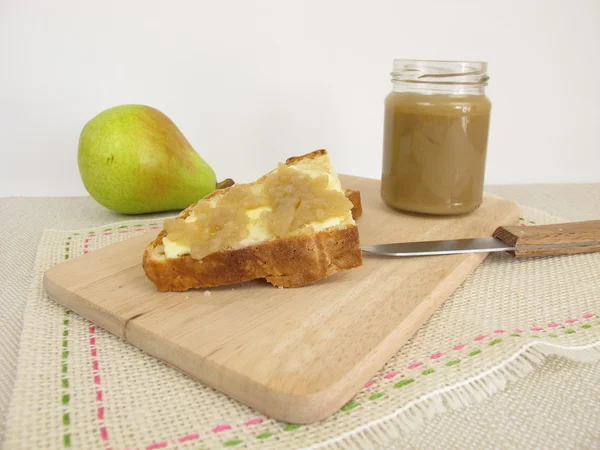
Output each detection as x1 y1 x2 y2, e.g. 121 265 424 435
380 59 491 215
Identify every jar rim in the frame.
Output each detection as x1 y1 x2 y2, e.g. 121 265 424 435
392 59 489 85
393 58 487 65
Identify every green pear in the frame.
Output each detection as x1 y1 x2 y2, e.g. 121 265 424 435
78 105 217 214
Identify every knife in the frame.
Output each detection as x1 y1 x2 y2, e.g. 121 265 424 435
361 220 600 257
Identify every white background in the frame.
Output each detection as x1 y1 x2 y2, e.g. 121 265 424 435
1 0 599 197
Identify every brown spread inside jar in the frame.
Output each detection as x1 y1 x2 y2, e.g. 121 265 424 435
380 60 491 215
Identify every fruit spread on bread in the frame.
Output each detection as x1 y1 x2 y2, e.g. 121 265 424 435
143 150 363 291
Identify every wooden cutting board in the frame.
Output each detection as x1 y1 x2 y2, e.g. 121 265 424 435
44 175 519 424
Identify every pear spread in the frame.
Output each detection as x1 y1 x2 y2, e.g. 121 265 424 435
381 92 491 215
162 162 353 261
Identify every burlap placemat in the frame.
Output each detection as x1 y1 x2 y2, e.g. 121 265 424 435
4 206 600 449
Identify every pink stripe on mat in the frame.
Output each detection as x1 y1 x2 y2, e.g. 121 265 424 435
178 433 200 443
146 443 168 450
89 324 111 449
245 418 264 426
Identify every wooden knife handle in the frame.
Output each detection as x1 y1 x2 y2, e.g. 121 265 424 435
493 220 600 257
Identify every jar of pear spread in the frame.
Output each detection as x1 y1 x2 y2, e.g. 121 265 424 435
381 60 491 215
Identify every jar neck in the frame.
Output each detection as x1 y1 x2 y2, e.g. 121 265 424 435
392 80 486 96
390 59 488 96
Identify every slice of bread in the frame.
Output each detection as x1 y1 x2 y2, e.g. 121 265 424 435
143 150 363 291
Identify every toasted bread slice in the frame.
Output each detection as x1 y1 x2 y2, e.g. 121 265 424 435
143 150 362 291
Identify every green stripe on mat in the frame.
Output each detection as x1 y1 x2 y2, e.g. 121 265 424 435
61 310 71 447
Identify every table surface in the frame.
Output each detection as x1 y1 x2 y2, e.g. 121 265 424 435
1 183 599 448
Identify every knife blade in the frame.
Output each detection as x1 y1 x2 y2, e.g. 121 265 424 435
361 237 599 257
360 220 600 258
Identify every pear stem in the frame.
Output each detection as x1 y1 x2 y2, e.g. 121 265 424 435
216 178 235 190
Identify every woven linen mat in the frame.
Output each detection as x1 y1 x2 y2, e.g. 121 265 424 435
4 205 600 450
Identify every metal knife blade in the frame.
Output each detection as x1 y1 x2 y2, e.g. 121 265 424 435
360 237 599 257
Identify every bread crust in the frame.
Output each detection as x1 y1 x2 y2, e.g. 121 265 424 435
142 150 363 291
